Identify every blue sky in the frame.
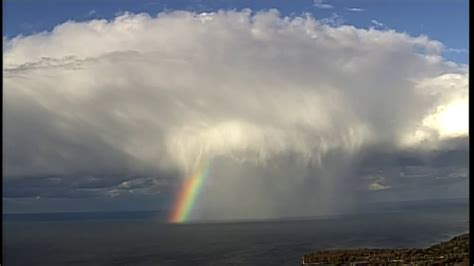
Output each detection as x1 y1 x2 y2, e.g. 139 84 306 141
3 0 469 64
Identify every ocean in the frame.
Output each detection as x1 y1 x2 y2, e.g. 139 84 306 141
3 198 468 265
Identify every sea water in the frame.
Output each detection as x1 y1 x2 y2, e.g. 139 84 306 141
3 198 468 265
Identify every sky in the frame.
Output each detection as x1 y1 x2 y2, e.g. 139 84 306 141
3 0 469 219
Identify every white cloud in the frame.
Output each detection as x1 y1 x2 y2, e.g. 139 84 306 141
401 72 468 147
314 0 334 9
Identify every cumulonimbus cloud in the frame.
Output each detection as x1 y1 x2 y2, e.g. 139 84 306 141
3 9 468 176
3 10 468 217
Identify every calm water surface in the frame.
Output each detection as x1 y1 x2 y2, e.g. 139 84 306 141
3 199 468 265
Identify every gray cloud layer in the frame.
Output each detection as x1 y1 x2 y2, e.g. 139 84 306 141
3 10 468 218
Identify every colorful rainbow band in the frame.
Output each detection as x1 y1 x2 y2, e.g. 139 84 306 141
168 159 210 223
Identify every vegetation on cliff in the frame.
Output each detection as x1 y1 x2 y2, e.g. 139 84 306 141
302 233 469 265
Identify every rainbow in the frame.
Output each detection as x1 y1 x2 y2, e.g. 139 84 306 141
168 159 211 223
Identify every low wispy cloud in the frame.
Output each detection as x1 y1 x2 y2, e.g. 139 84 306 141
446 48 469 54
371 19 388 30
368 182 391 191
346 7 365 12
319 12 344 26
314 0 334 9
85 9 97 18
